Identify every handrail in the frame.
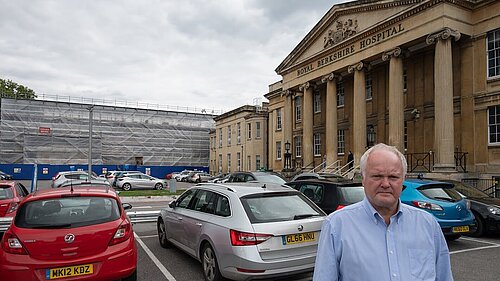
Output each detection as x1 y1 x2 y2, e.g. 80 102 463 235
341 164 359 178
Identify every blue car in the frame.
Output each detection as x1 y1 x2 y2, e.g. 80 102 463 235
401 179 475 240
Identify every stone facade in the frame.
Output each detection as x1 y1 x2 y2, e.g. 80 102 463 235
262 0 500 178
210 104 268 175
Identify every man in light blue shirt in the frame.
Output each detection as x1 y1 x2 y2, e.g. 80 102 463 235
313 143 453 281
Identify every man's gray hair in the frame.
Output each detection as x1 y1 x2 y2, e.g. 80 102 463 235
359 143 407 177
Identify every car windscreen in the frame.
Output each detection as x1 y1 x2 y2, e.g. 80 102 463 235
451 182 491 198
417 184 463 202
339 186 365 204
15 197 121 229
0 186 14 199
241 191 325 223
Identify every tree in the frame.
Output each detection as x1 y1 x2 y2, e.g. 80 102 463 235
0 78 37 99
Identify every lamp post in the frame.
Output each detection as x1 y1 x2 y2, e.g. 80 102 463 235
87 105 95 177
284 140 291 171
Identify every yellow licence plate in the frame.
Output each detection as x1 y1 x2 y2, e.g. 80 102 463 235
46 264 93 280
282 232 317 245
452 226 470 233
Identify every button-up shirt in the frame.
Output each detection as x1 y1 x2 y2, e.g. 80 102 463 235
313 198 453 281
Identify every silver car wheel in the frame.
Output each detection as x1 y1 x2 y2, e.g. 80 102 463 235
122 183 132 191
155 183 163 190
157 219 170 248
202 245 221 281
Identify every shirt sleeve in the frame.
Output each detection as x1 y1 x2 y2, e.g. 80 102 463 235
433 220 454 281
313 218 339 281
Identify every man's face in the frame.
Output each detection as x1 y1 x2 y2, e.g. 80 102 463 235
362 149 404 213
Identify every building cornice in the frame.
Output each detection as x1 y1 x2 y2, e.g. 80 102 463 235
275 0 479 76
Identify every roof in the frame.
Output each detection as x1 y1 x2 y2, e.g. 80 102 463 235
29 186 118 200
197 182 295 198
403 178 453 187
288 178 363 187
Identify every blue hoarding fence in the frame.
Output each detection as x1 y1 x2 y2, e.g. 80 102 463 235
0 164 209 181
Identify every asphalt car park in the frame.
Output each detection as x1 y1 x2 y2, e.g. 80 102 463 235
124 199 500 281
2 182 500 280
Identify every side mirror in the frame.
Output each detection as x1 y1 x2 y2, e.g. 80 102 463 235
169 201 176 208
122 203 132 210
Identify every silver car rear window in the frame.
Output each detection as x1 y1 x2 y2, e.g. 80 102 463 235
241 192 324 223
15 197 121 229
0 187 14 199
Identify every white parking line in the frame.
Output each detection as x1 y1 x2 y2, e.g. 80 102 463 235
450 237 500 255
134 233 177 281
139 234 158 239
459 237 500 246
133 206 153 209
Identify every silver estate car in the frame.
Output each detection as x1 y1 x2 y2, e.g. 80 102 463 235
157 183 326 281
116 173 167 191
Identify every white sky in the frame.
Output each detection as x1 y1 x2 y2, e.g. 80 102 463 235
0 0 348 113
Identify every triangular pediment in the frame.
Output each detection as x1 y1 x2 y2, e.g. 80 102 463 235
276 0 423 74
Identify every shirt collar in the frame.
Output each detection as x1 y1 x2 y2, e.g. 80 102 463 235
362 197 404 225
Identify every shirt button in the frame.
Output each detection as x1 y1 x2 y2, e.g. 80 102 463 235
392 273 397 277
390 250 393 254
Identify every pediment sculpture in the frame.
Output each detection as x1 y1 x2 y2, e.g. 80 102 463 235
324 19 358 48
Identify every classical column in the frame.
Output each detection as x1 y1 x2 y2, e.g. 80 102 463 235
382 47 405 153
300 82 314 169
283 90 294 170
348 61 367 166
426 28 460 172
268 110 274 171
321 73 340 167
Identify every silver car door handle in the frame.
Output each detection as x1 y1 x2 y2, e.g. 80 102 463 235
195 222 202 227
177 217 183 220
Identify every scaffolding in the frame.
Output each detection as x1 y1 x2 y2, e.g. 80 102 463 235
0 98 215 166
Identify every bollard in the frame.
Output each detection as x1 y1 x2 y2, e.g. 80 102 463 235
169 179 176 193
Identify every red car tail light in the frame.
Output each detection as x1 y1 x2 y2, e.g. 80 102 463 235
1 230 28 255
109 219 132 246
6 202 19 214
336 205 345 211
412 201 443 211
230 229 272 246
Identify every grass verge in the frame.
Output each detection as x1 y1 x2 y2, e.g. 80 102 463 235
117 189 185 197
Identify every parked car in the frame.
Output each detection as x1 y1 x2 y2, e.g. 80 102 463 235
0 186 137 280
227 171 287 185
52 171 108 188
188 172 213 183
165 172 174 180
436 180 500 237
286 179 365 214
401 179 476 240
171 170 190 181
0 170 13 180
157 183 326 281
103 170 122 184
58 180 112 189
0 180 30 218
111 171 142 187
175 170 195 182
116 173 168 191
290 172 347 182
208 173 229 183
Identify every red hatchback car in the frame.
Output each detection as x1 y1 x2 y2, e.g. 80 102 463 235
0 180 30 218
0 186 137 281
